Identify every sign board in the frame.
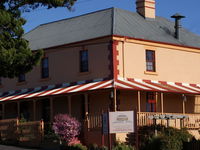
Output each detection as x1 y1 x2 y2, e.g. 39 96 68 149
102 113 108 134
109 111 134 134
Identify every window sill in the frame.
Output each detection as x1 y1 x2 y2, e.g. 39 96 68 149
144 71 158 76
40 77 51 82
78 71 91 76
16 81 27 86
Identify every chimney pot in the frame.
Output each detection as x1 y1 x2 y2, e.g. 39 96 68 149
136 0 156 19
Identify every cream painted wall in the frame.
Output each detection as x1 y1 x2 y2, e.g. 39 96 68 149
89 91 110 114
1 38 111 92
53 96 69 116
117 41 200 84
119 90 138 111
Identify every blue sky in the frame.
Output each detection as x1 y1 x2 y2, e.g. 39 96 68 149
22 0 200 35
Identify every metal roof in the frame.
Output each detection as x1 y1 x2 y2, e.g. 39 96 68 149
24 7 200 50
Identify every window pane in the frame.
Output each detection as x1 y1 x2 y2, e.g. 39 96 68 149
146 50 155 72
41 57 49 78
80 50 88 72
18 74 25 82
146 51 154 61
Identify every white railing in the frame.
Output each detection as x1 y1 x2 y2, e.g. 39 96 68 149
86 112 200 130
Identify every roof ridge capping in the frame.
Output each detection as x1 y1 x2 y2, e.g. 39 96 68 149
24 6 200 50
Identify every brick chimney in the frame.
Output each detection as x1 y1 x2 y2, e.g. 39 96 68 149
136 0 155 19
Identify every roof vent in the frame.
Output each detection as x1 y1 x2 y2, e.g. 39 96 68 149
171 13 185 39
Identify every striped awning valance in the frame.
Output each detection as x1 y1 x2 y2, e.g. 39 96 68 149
1 77 200 102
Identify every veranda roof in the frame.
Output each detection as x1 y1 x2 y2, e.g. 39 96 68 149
1 77 200 102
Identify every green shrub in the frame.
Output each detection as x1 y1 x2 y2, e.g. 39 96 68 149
64 144 87 150
100 146 108 150
88 144 98 150
43 123 59 142
112 142 134 150
139 125 193 150
88 144 108 150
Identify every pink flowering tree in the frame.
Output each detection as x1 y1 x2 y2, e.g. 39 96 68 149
52 114 81 145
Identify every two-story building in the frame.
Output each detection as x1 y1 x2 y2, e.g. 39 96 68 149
1 0 200 145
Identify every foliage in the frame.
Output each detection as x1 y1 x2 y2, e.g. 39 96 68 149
1 0 77 12
44 123 59 142
52 114 81 145
0 0 76 78
139 125 193 150
88 144 108 150
183 138 200 150
0 6 43 78
62 144 87 150
19 114 27 123
113 142 134 150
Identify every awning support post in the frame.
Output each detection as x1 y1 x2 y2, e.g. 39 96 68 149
182 94 186 114
156 92 158 112
2 103 5 119
84 94 89 118
33 100 36 121
113 88 117 111
182 100 185 114
161 93 164 114
137 91 141 113
68 96 71 115
50 97 54 122
17 101 20 118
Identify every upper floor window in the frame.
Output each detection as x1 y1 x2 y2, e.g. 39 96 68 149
18 74 25 82
80 50 88 72
146 50 156 72
41 57 49 78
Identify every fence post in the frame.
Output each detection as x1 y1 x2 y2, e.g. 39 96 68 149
16 117 19 142
40 120 44 142
83 115 89 145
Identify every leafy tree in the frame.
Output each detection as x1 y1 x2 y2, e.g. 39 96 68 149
0 0 76 78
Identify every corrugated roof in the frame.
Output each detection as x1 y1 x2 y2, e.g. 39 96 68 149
24 8 113 50
24 7 200 50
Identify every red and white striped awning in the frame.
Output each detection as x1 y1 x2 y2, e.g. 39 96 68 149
1 77 200 102
115 77 200 94
0 79 113 102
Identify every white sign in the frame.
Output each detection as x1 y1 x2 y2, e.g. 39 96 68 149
109 111 134 134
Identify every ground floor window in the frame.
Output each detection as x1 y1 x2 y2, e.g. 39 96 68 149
146 92 156 112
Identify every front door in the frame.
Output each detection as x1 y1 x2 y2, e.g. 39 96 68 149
42 99 50 122
146 92 156 112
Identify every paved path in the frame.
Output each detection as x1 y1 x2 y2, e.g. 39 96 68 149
0 145 39 150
